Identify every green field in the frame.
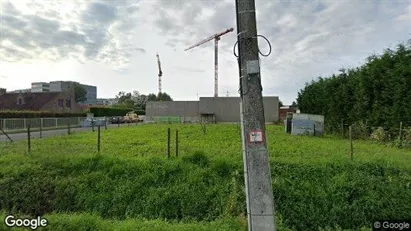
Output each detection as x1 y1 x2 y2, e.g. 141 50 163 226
1 124 410 230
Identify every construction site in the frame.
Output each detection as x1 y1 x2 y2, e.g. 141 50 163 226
153 28 279 123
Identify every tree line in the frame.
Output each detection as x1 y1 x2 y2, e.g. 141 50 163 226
296 42 411 133
114 91 173 110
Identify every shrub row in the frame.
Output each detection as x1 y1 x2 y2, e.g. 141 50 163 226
0 151 410 230
89 107 145 117
0 110 86 118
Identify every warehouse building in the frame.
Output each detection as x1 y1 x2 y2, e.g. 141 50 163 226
145 96 279 123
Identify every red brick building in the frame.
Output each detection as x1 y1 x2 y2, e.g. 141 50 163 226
279 107 297 121
0 89 83 113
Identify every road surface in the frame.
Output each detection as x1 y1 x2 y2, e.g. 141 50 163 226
0 123 141 142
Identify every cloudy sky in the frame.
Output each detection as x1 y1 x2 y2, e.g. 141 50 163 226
0 0 410 104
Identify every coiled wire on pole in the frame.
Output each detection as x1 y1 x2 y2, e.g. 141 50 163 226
233 35 272 58
234 35 271 96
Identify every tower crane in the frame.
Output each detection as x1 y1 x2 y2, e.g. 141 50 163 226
156 53 163 94
184 27 234 97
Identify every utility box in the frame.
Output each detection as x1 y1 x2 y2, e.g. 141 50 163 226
246 60 260 74
291 113 324 136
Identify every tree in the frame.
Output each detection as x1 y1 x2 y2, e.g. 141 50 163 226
296 41 411 134
147 93 157 101
112 91 173 110
114 91 134 108
291 101 297 108
157 92 173 101
73 83 87 103
279 100 283 108
133 91 149 110
116 91 126 100
131 91 141 103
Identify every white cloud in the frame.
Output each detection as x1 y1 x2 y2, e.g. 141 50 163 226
0 0 410 104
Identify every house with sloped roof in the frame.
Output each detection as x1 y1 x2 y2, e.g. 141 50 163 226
0 88 83 113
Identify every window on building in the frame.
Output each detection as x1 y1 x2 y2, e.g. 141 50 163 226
18 98 22 105
58 99 64 107
66 100 71 108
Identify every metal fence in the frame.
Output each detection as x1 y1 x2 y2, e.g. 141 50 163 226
144 116 201 124
0 117 88 132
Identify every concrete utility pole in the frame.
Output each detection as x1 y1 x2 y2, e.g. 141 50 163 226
235 0 276 230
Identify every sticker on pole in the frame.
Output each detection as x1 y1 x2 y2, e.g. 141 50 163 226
249 130 263 142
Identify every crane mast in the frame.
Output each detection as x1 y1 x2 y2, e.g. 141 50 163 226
184 28 234 97
156 53 163 94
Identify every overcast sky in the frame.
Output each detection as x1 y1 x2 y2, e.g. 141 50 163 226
0 0 410 104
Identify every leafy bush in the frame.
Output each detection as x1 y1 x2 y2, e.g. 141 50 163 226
370 127 388 142
0 110 86 118
135 110 146 115
404 128 411 143
351 121 369 139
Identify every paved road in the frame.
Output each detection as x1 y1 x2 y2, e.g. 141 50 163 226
0 123 140 142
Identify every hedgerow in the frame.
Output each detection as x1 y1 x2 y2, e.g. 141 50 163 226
0 110 86 118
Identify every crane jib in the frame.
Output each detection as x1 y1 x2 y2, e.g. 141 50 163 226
183 27 234 97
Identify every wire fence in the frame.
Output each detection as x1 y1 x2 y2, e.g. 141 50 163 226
284 118 411 149
0 123 186 159
320 121 411 151
144 116 203 124
0 117 88 133
340 122 411 142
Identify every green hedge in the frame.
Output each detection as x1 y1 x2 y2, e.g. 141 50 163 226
89 107 145 117
0 110 86 118
135 110 145 115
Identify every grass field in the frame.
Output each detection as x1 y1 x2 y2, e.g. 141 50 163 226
0 124 410 230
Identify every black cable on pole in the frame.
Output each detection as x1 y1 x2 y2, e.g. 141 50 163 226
233 40 239 58
256 35 272 57
233 35 272 58
234 35 270 96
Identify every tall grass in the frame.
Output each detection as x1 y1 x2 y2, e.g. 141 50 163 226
0 124 410 230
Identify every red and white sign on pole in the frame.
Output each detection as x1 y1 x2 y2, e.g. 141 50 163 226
249 130 264 143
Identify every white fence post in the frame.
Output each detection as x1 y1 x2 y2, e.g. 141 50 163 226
55 118 58 128
23 118 27 130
